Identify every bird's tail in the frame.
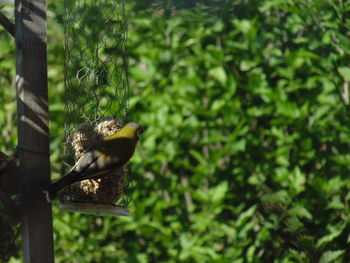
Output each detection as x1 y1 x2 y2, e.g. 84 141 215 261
43 172 78 202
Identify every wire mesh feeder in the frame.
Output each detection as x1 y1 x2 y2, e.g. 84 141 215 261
61 0 130 216
64 0 128 127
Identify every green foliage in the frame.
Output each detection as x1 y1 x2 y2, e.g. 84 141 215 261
122 1 350 261
1 0 350 262
0 5 16 152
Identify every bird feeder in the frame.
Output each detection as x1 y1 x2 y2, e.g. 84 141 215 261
60 0 130 216
58 117 130 216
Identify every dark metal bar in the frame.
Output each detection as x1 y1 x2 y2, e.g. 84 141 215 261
0 11 15 38
15 0 54 262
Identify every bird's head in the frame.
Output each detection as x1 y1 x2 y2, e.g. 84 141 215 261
122 122 144 140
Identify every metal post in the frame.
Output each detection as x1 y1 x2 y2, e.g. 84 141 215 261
15 0 54 262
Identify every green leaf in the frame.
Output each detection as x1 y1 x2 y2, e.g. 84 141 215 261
317 229 343 249
319 250 345 263
338 67 350 82
288 206 312 220
260 191 290 206
210 182 228 203
208 66 227 85
235 205 257 227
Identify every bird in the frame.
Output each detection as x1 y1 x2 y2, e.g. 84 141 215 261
44 122 143 202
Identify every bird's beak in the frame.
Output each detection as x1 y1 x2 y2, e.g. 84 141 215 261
137 126 144 139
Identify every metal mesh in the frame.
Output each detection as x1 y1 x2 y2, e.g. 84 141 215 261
63 0 130 206
64 0 128 137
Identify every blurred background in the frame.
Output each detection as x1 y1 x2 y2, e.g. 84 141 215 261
1 0 350 262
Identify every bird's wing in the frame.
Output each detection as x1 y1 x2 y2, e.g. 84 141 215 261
45 147 118 200
73 150 98 173
71 149 121 181
67 136 134 181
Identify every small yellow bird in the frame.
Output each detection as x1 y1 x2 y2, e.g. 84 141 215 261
45 122 143 201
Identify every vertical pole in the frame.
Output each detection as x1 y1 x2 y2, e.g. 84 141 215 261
15 0 54 262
